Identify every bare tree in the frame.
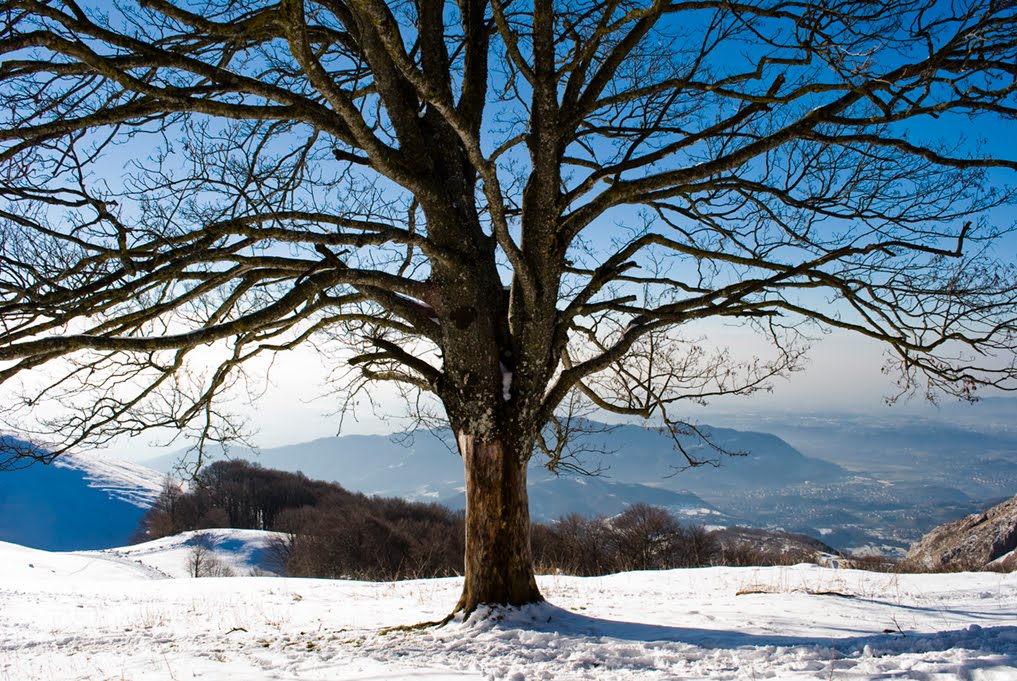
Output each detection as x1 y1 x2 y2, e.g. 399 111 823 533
187 534 235 578
2 0 1016 614
608 503 684 571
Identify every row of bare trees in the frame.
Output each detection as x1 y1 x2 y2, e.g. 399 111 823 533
532 505 716 574
137 462 812 579
274 495 466 580
137 460 466 579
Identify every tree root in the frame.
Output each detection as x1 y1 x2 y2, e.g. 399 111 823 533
378 612 457 635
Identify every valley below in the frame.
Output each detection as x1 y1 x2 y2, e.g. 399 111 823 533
4 404 1017 560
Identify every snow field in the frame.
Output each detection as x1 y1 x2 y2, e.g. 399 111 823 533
2 538 1017 680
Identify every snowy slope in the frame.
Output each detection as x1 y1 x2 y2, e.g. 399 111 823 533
94 528 287 578
0 539 163 582
2 538 1017 680
0 442 165 551
53 450 166 507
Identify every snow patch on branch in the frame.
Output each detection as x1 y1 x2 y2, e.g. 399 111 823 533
500 363 513 402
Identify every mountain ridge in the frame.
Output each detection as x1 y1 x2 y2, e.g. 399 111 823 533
145 421 850 525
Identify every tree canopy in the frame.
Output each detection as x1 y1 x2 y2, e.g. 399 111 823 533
2 0 1016 611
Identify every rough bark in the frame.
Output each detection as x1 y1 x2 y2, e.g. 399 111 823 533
454 432 543 614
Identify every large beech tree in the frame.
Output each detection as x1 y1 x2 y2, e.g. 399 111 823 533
2 0 1017 613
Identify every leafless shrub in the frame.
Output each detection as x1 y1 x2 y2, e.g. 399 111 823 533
847 555 900 573
533 505 718 575
187 536 235 578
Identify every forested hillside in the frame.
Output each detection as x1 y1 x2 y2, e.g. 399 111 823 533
138 460 830 579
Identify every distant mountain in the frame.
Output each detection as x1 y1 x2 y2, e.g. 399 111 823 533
719 412 1017 498
667 410 1017 555
146 421 848 524
144 418 1010 556
147 432 466 500
148 430 733 522
443 475 732 524
549 422 849 495
0 437 165 551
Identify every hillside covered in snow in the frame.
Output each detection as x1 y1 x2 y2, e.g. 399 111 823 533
0 438 165 550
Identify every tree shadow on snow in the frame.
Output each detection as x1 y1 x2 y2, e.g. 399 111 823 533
469 602 1017 672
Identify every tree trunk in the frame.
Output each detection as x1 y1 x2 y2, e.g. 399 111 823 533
454 432 543 615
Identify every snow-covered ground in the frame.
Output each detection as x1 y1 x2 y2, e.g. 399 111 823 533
2 536 1017 680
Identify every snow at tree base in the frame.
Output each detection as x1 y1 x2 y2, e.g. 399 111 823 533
2 535 1017 680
